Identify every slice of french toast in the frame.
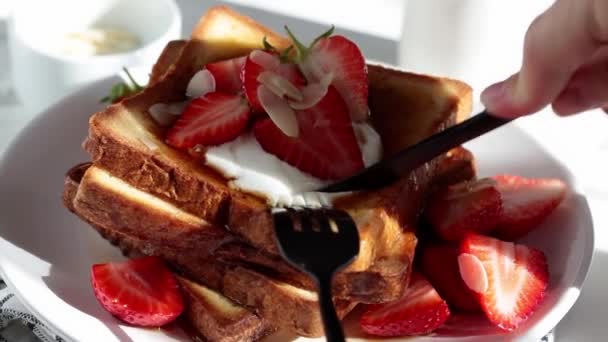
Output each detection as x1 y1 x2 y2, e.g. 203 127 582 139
64 164 269 341
63 144 476 339
64 163 358 337
177 276 273 342
80 5 472 305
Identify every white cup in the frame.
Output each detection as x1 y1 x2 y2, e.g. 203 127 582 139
7 0 181 111
399 0 554 102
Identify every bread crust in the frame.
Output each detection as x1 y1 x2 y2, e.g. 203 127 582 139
64 5 475 339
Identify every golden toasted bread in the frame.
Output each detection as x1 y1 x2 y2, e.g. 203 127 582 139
177 276 272 342
64 5 474 339
65 168 268 341
63 145 475 339
80 5 471 305
64 163 358 337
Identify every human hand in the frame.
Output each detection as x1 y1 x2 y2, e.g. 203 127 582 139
481 0 608 118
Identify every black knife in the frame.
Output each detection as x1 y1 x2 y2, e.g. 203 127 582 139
318 111 513 193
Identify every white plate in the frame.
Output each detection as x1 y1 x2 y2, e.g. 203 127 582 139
0 76 595 342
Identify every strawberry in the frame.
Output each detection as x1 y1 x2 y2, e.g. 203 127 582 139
492 175 567 240
286 26 369 121
90 256 184 327
242 49 305 113
205 56 247 94
420 243 480 312
425 178 503 242
166 92 251 148
459 234 549 331
360 273 450 336
254 86 364 180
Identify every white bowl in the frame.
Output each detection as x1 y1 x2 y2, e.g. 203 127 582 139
7 0 181 111
0 73 595 342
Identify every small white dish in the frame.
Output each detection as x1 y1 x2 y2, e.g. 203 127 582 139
0 75 595 341
7 0 181 111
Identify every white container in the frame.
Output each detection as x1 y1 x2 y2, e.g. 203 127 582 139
7 0 181 111
399 0 554 101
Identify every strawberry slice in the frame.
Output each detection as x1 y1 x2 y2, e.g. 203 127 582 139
360 273 451 337
242 49 305 113
91 256 184 327
492 175 567 240
286 27 369 121
459 234 549 331
166 92 251 148
254 86 364 180
425 178 503 242
205 56 246 94
420 243 481 312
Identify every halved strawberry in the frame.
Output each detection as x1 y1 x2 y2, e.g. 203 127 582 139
420 243 480 312
459 234 549 331
286 27 369 121
242 49 305 113
91 256 184 327
206 56 246 94
492 175 567 240
360 273 451 337
253 86 364 180
425 178 503 242
166 92 251 148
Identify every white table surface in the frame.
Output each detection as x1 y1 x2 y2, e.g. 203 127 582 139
1 1 608 341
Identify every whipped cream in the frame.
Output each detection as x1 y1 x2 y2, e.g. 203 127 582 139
154 65 384 206
205 122 382 206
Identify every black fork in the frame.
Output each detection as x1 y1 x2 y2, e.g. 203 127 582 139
272 207 360 342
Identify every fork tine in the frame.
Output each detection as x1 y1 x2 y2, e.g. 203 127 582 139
306 208 333 234
327 210 357 234
285 207 303 232
296 207 315 232
272 208 294 238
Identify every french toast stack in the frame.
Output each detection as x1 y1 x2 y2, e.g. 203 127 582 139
62 6 475 341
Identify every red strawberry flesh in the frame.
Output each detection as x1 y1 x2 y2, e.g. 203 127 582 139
492 175 567 240
420 243 481 312
205 56 246 94
301 35 369 121
166 92 251 148
242 50 305 113
459 234 549 331
425 178 503 242
360 273 450 336
253 86 364 180
91 256 184 327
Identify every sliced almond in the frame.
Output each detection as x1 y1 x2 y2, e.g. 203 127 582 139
319 71 334 87
166 100 190 115
458 253 489 294
250 50 280 70
288 82 328 110
257 85 299 137
257 71 303 101
186 69 215 98
299 59 328 84
148 103 176 127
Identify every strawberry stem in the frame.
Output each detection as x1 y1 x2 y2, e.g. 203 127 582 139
284 26 308 62
123 67 143 92
262 36 278 53
311 25 335 47
279 45 294 63
284 25 335 63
